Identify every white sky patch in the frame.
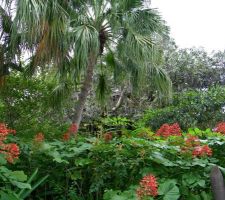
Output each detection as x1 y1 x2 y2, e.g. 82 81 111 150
151 0 225 52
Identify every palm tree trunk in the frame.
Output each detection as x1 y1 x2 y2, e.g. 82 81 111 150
210 165 225 200
72 53 97 128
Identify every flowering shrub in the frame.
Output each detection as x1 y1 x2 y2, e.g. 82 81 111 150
0 123 20 163
214 122 225 134
136 174 158 199
180 135 212 158
156 123 182 137
185 135 200 147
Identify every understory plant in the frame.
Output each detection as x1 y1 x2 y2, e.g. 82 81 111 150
14 122 225 199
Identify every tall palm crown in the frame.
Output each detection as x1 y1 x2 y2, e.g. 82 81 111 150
11 0 171 126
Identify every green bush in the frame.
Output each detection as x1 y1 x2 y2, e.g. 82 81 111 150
140 86 225 130
15 126 225 200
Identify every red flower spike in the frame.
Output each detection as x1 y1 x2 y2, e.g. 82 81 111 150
214 122 225 135
185 135 200 147
68 123 78 134
34 133 45 142
192 145 212 157
136 174 158 199
0 123 20 163
4 143 20 163
62 132 71 141
156 123 182 137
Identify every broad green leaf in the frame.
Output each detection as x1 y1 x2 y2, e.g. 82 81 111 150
151 152 177 167
9 171 27 182
75 158 92 166
103 189 136 200
11 181 31 189
158 180 180 200
197 180 205 188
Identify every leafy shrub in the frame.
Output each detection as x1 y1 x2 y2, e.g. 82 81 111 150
0 123 47 199
16 124 225 200
140 87 225 130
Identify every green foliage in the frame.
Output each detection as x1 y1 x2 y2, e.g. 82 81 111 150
162 42 225 91
158 180 180 200
101 116 132 132
15 126 225 199
0 75 69 139
0 151 48 200
103 187 137 200
140 86 225 130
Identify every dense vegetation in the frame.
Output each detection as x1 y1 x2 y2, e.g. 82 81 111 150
1 0 225 200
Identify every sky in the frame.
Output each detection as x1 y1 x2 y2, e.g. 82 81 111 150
151 0 225 52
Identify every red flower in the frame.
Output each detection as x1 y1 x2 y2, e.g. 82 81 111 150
34 133 45 142
103 132 113 142
156 123 182 137
192 145 212 157
185 135 200 147
0 123 16 140
68 123 78 134
0 123 20 163
214 122 225 134
136 174 158 199
3 143 20 163
62 132 70 141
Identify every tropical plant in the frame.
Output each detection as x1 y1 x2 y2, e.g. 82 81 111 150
15 122 225 200
0 123 48 200
0 1 23 85
11 0 172 129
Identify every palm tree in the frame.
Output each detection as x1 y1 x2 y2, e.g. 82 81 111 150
0 1 22 85
12 0 172 129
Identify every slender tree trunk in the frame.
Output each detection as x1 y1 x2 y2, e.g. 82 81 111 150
72 53 97 128
112 87 126 112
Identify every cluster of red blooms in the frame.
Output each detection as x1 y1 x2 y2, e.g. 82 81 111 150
155 123 182 137
185 135 200 147
0 123 20 163
62 132 70 141
136 174 158 199
192 145 212 157
213 122 225 135
34 132 45 142
62 123 78 141
181 135 212 157
103 132 113 142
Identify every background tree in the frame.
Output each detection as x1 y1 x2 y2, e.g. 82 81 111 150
162 39 225 91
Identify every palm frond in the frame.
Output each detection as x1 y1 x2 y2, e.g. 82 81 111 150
50 80 72 109
124 8 168 36
70 24 99 70
13 0 69 63
96 73 110 106
148 65 172 101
